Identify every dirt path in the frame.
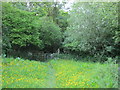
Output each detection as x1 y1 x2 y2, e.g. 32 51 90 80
47 62 56 88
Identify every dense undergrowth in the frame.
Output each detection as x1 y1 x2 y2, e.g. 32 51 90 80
2 57 118 88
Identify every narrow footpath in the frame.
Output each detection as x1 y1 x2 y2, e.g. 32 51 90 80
47 62 56 88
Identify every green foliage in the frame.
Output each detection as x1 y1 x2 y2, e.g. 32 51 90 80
11 2 48 17
38 17 62 52
114 30 120 44
2 3 62 54
2 2 119 62
2 3 43 50
2 24 12 54
57 10 69 32
63 2 118 56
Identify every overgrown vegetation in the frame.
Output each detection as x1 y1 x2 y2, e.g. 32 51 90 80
1 1 119 88
63 2 119 59
51 59 118 88
2 2 119 62
2 58 48 88
2 58 118 88
2 2 63 54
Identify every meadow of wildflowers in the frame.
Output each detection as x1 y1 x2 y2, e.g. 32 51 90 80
2 58 48 88
50 59 118 88
2 58 118 88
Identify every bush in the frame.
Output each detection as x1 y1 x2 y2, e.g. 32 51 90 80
38 17 62 52
2 3 43 52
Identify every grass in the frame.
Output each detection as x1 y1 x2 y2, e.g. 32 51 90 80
50 59 118 88
2 58 48 88
2 57 118 88
0 57 2 89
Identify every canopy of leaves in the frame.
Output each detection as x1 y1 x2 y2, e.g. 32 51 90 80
63 2 118 56
2 3 42 51
38 17 62 52
2 2 62 53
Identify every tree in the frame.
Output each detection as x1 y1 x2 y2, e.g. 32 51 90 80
2 2 62 55
38 17 62 53
63 2 118 58
2 3 43 53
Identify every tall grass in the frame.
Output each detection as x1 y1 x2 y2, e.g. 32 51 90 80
49 59 118 88
2 57 118 88
2 58 48 88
